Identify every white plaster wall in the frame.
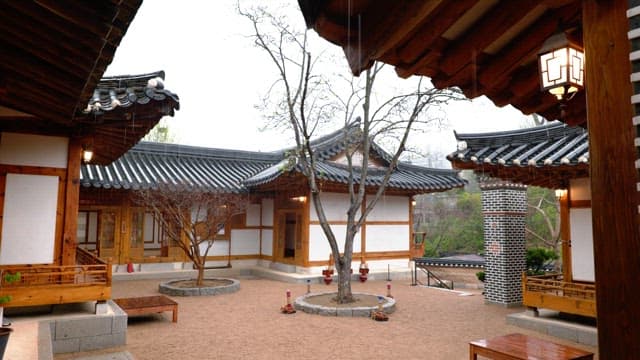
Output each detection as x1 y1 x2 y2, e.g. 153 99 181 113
310 192 358 221
246 204 261 227
366 195 409 221
366 225 410 252
569 208 595 282
261 229 273 256
569 177 591 201
205 240 230 257
230 229 260 255
0 132 68 168
261 198 274 226
308 224 361 261
1 173 58 264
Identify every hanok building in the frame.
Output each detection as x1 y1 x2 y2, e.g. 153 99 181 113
0 1 179 309
80 121 465 272
448 122 594 317
298 1 638 355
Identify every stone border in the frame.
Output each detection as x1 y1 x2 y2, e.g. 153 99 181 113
294 292 396 317
159 278 240 296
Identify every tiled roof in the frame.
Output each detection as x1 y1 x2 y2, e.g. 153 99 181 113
449 122 588 167
81 142 280 193
82 122 465 194
82 71 179 115
447 122 589 188
244 121 466 192
80 71 180 165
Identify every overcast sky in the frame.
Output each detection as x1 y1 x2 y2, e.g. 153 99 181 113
105 1 531 165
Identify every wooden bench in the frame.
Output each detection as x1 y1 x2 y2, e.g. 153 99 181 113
469 333 593 360
114 295 178 323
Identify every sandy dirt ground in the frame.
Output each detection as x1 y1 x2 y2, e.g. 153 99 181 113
55 275 598 360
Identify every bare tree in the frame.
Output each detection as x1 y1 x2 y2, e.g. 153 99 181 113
526 187 561 252
143 118 175 143
133 186 249 285
240 4 463 303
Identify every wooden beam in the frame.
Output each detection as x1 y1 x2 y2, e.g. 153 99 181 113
559 192 571 282
344 1 444 75
34 0 119 38
394 0 480 65
583 0 640 357
2 1 106 50
438 1 539 77
477 5 580 90
0 18 96 77
396 37 449 79
0 43 86 97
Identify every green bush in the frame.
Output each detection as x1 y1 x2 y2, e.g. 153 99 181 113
475 271 485 282
526 248 558 275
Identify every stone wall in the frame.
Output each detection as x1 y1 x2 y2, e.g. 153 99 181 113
48 300 127 354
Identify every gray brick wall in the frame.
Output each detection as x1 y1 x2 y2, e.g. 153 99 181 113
480 180 527 306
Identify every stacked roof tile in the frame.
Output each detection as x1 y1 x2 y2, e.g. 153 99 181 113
447 122 589 188
83 71 179 115
82 122 465 194
449 122 588 167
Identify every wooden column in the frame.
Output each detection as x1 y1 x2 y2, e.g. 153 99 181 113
559 191 571 282
61 138 81 266
360 194 366 264
583 0 640 356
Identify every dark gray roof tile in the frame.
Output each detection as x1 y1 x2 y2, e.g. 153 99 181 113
83 122 465 194
450 122 589 168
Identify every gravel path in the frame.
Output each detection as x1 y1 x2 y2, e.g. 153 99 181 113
55 276 598 360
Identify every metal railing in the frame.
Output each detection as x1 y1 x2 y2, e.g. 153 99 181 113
414 257 485 268
412 264 453 290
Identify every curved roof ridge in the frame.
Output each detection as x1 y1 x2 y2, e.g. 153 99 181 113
132 142 282 162
98 71 166 88
454 122 579 141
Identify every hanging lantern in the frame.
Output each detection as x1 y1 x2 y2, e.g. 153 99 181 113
538 32 584 101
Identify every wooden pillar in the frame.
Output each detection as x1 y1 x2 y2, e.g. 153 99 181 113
559 191 571 282
583 0 640 356
360 194 366 264
61 138 81 266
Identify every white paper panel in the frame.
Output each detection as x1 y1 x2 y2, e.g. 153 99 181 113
310 193 358 221
569 208 595 282
230 229 260 255
366 195 409 221
308 225 360 261
1 174 58 264
246 204 261 227
366 225 409 252
205 240 229 256
261 198 274 226
0 132 68 168
261 229 273 256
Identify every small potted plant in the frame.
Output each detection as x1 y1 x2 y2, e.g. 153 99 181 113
358 263 369 282
322 266 334 285
0 270 20 359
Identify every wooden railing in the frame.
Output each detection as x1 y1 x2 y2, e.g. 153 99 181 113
0 248 112 307
522 273 596 317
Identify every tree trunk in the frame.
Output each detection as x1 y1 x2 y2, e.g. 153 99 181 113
195 263 205 286
335 256 354 303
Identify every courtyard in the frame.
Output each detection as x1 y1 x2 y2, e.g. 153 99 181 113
45 274 597 360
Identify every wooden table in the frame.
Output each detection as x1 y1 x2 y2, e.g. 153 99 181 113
469 333 593 360
114 295 178 323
